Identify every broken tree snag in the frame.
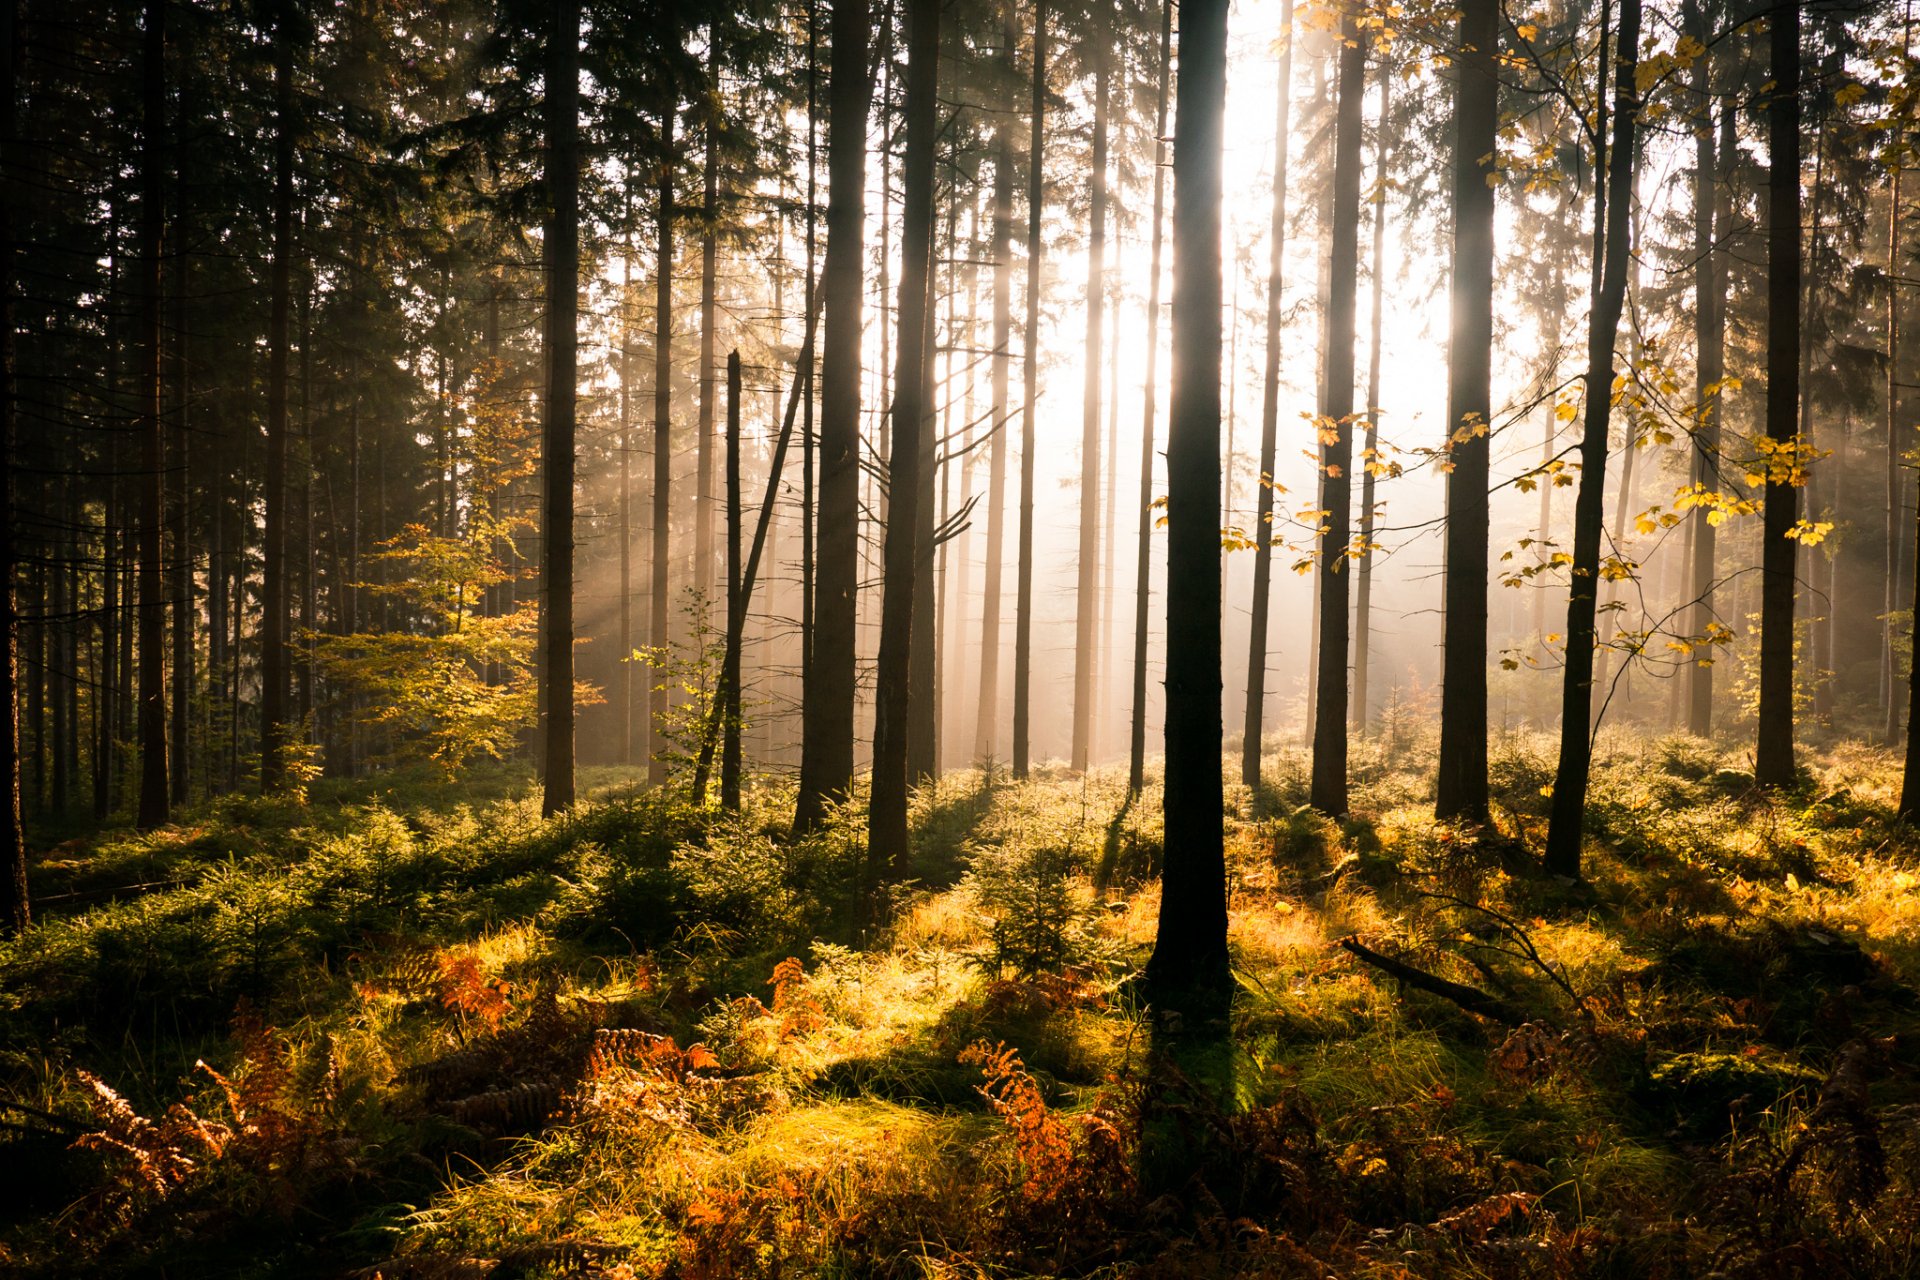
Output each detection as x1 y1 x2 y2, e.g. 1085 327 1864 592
1338 937 1527 1026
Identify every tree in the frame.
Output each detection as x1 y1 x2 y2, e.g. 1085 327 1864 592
1127 0 1170 796
1071 0 1109 773
260 2 297 793
1433 0 1497 824
794 0 869 833
1241 0 1293 791
648 102 678 791
1307 15 1365 819
1 0 28 933
135 0 168 828
1684 0 1726 739
975 1 1017 767
1012 0 1046 780
867 0 941 883
540 0 580 817
1543 0 1642 878
1755 0 1800 788
1145 0 1229 1001
1352 57 1389 734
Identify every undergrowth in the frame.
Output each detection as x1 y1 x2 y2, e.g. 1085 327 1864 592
3 731 1919 1277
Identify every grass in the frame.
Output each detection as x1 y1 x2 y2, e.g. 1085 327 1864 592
3 727 1920 1277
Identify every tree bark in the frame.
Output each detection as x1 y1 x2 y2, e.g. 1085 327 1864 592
1755 0 1800 788
1071 7 1109 773
1543 0 1642 877
260 7 294 792
1433 0 1496 823
135 0 169 828
1242 0 1292 789
696 43 720 599
540 0 580 816
1354 62 1390 736
649 105 677 790
793 0 868 832
866 0 940 888
974 6 1016 767
1128 0 1170 796
1307 19 1366 818
1686 2 1725 739
1 0 28 932
1145 0 1230 1001
721 352 742 809
1012 0 1046 779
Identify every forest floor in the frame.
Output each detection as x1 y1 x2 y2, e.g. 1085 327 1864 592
4 729 1920 1278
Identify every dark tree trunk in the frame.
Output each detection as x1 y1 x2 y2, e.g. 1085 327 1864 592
1145 0 1230 1001
169 190 191 805
136 0 169 828
1128 0 1170 796
974 6 1016 767
908 238 937 785
866 0 939 885
1893 17 1914 751
1012 0 1045 779
260 8 294 792
620 249 634 764
0 0 28 933
696 43 719 599
1755 0 1799 788
1543 0 1642 877
721 352 742 810
1685 1 1725 739
649 105 677 790
1307 19 1365 818
1242 0 1292 789
1354 63 1389 735
793 0 868 832
1434 0 1497 823
1072 7 1109 773
540 0 580 816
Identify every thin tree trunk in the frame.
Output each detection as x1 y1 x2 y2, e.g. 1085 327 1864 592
1071 7 1109 773
1145 0 1229 1001
649 106 677 790
974 9 1016 767
866 0 940 887
793 0 867 832
1354 63 1389 736
540 0 580 816
1128 0 1171 796
0 0 28 932
907 233 937 784
620 246 634 764
1012 0 1046 779
1543 0 1642 877
169 194 191 804
1891 6 1913 748
260 9 293 792
1242 0 1293 789
1307 19 1366 818
1755 0 1799 788
135 0 169 828
696 42 720 599
1686 1 1725 739
721 352 742 809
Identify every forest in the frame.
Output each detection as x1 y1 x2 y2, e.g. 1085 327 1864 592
3 0 1920 1273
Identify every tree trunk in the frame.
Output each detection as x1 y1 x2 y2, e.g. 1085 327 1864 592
1354 62 1389 735
793 0 868 832
696 43 720 599
1890 11 1911 748
260 8 294 793
1145 0 1230 1001
649 106 677 790
1543 0 1642 877
620 246 634 764
721 351 742 809
1755 0 1799 788
1433 0 1496 823
1012 0 1046 779
974 7 1016 767
169 187 191 805
866 0 940 887
1307 19 1365 818
1128 0 1171 796
136 0 169 828
907 228 938 784
1241 0 1293 789
540 0 580 816
1071 8 1109 773
1 0 28 933
1686 1 1725 739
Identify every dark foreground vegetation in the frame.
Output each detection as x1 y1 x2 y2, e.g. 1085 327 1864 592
4 732 1919 1278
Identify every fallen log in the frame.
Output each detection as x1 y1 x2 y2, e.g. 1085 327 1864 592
1338 936 1528 1026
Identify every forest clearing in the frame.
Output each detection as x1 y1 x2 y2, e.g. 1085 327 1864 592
6 0 1920 1272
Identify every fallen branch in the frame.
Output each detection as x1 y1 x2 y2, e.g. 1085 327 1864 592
1338 937 1528 1026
